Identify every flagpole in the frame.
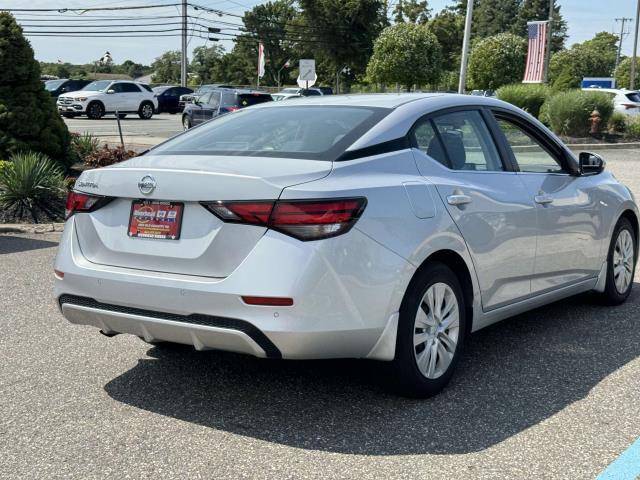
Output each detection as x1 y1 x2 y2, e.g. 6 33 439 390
543 0 553 83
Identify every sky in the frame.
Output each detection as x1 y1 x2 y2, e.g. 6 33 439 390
1 0 637 65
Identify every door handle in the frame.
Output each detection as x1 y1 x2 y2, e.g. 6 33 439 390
534 194 554 205
447 194 472 206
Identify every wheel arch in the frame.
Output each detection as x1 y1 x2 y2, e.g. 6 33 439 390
407 249 476 336
620 209 639 254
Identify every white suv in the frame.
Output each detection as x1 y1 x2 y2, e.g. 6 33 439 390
582 87 640 116
57 80 158 120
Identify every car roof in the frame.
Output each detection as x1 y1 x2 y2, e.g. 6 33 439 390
255 92 444 108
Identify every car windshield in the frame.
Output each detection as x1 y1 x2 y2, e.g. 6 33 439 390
82 80 112 92
45 79 66 91
152 106 389 161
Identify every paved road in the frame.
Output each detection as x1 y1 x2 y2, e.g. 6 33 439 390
2 149 640 479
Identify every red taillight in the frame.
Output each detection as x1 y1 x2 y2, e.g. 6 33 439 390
202 198 366 241
65 191 110 219
242 296 294 306
622 103 639 110
226 106 240 112
54 269 64 279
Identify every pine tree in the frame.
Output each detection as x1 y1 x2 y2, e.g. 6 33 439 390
512 0 568 53
0 13 71 166
473 0 519 38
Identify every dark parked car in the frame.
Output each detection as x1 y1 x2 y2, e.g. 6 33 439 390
153 86 193 114
178 84 235 109
182 88 272 129
317 86 334 95
45 79 91 98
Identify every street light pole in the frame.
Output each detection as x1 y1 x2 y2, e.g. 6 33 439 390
458 0 475 94
632 0 640 90
181 0 187 87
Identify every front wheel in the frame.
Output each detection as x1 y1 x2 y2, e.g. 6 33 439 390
600 217 636 305
86 102 104 120
182 115 191 130
138 102 154 119
389 262 467 398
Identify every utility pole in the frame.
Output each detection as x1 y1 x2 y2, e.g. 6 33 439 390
633 1 640 90
458 0 475 94
543 0 554 83
181 0 187 87
615 17 633 70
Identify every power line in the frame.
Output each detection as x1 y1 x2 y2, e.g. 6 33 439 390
1 4 183 12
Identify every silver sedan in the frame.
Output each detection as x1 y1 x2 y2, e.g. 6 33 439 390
55 94 638 398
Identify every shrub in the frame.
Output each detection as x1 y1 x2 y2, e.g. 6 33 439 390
70 132 100 163
0 151 65 222
545 90 613 137
496 84 551 118
0 159 12 175
608 111 626 134
84 144 137 168
624 117 640 140
0 13 71 167
467 33 526 90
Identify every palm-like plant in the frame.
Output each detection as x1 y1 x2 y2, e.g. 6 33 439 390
0 152 65 223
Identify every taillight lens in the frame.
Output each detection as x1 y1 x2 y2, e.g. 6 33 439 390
65 191 111 219
202 198 366 241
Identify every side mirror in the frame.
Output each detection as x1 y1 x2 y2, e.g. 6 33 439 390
106 89 115 94
579 151 605 176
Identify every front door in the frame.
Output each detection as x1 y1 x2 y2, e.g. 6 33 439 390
491 112 603 294
411 109 538 311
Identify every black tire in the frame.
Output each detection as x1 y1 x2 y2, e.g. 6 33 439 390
600 217 636 305
389 262 467 398
182 115 191 130
138 101 154 119
117 113 127 119
86 101 104 120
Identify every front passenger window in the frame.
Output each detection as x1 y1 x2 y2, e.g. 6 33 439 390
495 118 564 174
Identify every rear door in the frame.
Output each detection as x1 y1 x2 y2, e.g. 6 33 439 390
491 110 603 293
411 108 538 310
120 83 143 111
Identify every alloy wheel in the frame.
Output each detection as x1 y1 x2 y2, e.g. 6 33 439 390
141 104 153 119
613 229 634 294
413 282 460 379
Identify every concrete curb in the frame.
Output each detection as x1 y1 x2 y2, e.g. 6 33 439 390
0 223 65 234
566 143 640 151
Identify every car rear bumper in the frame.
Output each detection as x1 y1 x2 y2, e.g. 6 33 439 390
54 218 414 360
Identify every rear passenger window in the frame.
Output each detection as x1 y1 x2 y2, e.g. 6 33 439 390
411 110 504 171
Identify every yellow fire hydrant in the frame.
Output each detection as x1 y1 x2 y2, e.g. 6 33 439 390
589 109 601 135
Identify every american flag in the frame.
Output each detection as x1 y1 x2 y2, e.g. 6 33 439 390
523 21 549 83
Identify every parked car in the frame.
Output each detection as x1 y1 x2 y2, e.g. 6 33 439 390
178 84 235 109
181 88 272 129
153 86 193 114
582 87 640 116
57 80 158 120
55 94 638 398
317 86 334 95
271 92 303 101
279 87 323 96
45 79 91 98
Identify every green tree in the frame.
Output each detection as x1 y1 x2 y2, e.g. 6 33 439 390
214 37 257 85
189 45 225 84
393 0 431 24
55 64 71 79
473 0 519 38
298 0 388 82
151 50 181 84
126 63 146 79
615 56 640 89
0 13 71 166
549 32 618 88
243 0 299 86
366 22 442 89
427 9 464 69
512 0 567 53
467 33 527 90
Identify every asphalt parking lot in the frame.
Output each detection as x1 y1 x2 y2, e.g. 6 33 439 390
2 149 640 479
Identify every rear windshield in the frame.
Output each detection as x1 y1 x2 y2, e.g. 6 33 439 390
151 106 389 161
626 92 640 102
237 93 272 107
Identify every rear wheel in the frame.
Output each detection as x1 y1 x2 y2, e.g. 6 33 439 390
389 262 467 398
182 115 191 130
86 101 104 120
601 217 636 305
138 101 154 119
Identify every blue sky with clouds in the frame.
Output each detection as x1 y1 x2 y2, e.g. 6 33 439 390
2 0 636 65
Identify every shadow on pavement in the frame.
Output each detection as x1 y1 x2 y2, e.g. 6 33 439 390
0 235 59 255
105 287 640 455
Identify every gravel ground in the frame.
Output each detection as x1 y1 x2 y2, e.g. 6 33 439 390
1 148 640 479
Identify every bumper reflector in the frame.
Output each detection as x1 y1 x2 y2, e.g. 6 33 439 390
241 296 294 306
